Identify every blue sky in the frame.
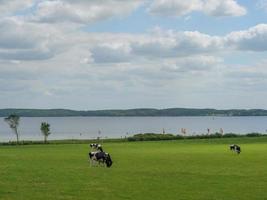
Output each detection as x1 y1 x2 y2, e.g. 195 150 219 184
1 0 267 110
87 0 267 35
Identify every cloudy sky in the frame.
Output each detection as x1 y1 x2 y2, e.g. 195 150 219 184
1 0 267 110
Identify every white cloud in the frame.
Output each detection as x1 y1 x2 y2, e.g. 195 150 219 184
2 1 267 110
87 24 267 64
91 43 132 63
148 0 202 16
225 24 267 51
148 0 246 17
1 15 267 65
203 0 246 16
87 28 224 64
222 60 267 93
0 17 68 61
30 0 143 24
161 56 222 73
131 30 223 57
0 0 33 16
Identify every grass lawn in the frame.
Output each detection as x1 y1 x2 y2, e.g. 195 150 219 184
1 137 267 200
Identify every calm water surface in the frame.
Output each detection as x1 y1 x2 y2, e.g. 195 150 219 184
0 116 267 142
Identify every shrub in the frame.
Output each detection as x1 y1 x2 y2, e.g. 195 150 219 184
246 132 263 137
127 133 177 141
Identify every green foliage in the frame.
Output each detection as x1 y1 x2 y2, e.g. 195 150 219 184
40 122 51 143
128 133 182 141
4 114 20 143
223 133 239 137
127 132 267 142
246 132 263 137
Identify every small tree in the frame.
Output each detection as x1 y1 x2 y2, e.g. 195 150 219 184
40 122 51 143
4 114 20 144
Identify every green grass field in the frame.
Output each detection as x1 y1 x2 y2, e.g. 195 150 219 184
1 137 267 200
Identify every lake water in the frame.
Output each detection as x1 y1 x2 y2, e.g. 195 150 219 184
0 116 267 142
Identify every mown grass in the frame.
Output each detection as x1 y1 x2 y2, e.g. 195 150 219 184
0 137 267 200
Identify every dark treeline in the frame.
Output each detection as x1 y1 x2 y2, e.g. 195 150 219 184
127 132 267 142
1 108 267 117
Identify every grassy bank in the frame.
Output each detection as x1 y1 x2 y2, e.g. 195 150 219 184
1 137 267 200
1 132 267 146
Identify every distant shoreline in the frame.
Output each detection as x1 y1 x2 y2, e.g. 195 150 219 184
1 108 267 117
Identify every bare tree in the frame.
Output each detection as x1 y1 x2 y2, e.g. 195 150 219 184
4 114 20 144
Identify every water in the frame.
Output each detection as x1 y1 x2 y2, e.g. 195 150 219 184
0 116 267 142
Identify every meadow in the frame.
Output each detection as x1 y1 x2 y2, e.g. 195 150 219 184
1 137 267 200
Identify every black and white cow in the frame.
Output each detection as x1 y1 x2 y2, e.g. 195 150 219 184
230 144 241 154
89 151 113 167
230 144 236 151
90 143 103 152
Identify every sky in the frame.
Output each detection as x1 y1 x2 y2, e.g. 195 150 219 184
1 0 267 110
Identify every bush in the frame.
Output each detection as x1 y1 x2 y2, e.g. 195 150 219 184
246 132 263 137
127 133 178 141
222 133 239 138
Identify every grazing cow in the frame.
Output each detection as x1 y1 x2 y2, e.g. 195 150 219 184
90 143 103 152
230 144 241 154
89 151 113 167
230 144 236 151
235 145 241 154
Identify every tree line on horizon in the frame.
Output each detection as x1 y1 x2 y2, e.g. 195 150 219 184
1 108 267 117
